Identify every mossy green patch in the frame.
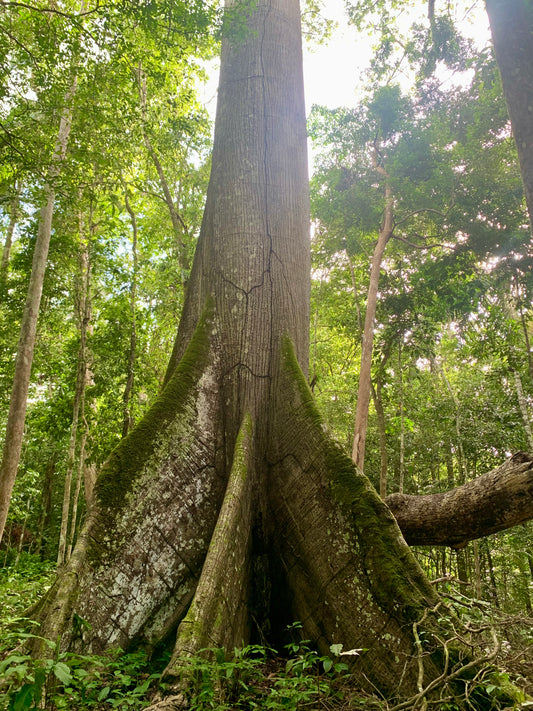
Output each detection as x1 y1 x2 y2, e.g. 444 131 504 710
96 302 214 514
280 334 437 620
281 334 324 430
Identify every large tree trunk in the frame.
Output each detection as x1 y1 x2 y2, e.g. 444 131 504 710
31 2 523 707
485 0 533 231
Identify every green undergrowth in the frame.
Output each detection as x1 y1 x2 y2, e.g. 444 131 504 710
0 626 362 711
0 551 55 619
1 631 527 711
1 554 531 710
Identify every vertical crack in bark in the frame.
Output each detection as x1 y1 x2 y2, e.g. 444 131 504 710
260 1 275 377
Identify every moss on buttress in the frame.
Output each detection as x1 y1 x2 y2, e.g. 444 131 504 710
164 413 254 673
281 337 526 709
95 301 214 515
280 334 437 621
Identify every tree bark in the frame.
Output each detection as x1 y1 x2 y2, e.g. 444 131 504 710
472 540 482 599
397 343 405 492
371 378 388 497
435 360 467 484
36 452 55 558
0 75 77 545
66 402 86 562
387 452 533 547
484 539 500 608
485 0 533 231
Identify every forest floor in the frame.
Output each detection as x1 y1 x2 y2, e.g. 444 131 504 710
1 550 532 710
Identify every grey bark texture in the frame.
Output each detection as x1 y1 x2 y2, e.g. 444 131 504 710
352 180 393 472
57 231 91 567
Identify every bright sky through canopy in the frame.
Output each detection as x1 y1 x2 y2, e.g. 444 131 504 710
303 0 372 110
302 0 492 110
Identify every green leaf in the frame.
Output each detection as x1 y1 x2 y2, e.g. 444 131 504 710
53 662 72 685
329 643 343 656
334 662 349 673
98 686 111 701
12 684 36 711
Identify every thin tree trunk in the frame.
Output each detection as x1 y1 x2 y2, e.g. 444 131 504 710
310 279 321 387
0 75 77 545
352 181 393 471
371 378 388 497
121 184 138 438
446 448 454 489
36 452 55 558
472 540 482 599
455 548 469 597
440 548 447 579
345 247 363 333
398 343 405 492
436 361 467 484
84 461 96 509
527 549 533 580
2 523 12 565
513 370 533 450
484 539 500 608
0 181 21 286
14 495 32 568
66 423 84 562
67 304 92 561
57 229 90 567
517 553 532 613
